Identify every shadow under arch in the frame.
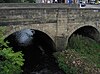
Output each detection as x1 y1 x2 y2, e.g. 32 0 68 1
4 29 57 73
68 25 100 44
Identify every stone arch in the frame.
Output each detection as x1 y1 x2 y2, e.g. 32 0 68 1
5 28 56 54
67 25 100 44
4 29 57 73
33 29 56 54
5 26 55 43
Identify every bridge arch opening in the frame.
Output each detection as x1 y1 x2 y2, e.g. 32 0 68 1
4 29 57 73
68 26 100 43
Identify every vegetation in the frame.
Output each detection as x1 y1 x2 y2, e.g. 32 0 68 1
68 35 100 68
0 27 24 74
0 27 100 74
0 0 36 3
24 0 36 3
54 35 100 74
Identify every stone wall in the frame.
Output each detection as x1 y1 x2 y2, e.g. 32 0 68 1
0 3 79 8
0 3 100 50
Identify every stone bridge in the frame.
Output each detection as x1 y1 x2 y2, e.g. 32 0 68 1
0 3 100 50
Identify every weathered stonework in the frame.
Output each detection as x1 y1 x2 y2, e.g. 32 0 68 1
0 4 100 50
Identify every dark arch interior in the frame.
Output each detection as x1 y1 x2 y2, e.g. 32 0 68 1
4 29 61 74
68 26 100 42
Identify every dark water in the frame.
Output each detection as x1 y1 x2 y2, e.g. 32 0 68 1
4 29 65 74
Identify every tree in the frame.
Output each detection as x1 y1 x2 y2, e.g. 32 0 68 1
0 0 25 3
0 0 5 3
24 0 36 3
0 0 36 3
0 27 24 74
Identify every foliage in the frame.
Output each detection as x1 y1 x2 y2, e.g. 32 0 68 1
54 49 100 74
0 26 7 37
0 0 5 3
24 0 36 3
0 0 36 3
68 35 100 68
0 27 24 74
54 51 67 72
54 35 100 74
0 0 23 3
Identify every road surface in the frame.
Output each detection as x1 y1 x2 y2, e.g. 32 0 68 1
80 4 100 8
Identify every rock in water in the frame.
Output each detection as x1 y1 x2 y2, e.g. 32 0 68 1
9 29 35 47
16 29 35 46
